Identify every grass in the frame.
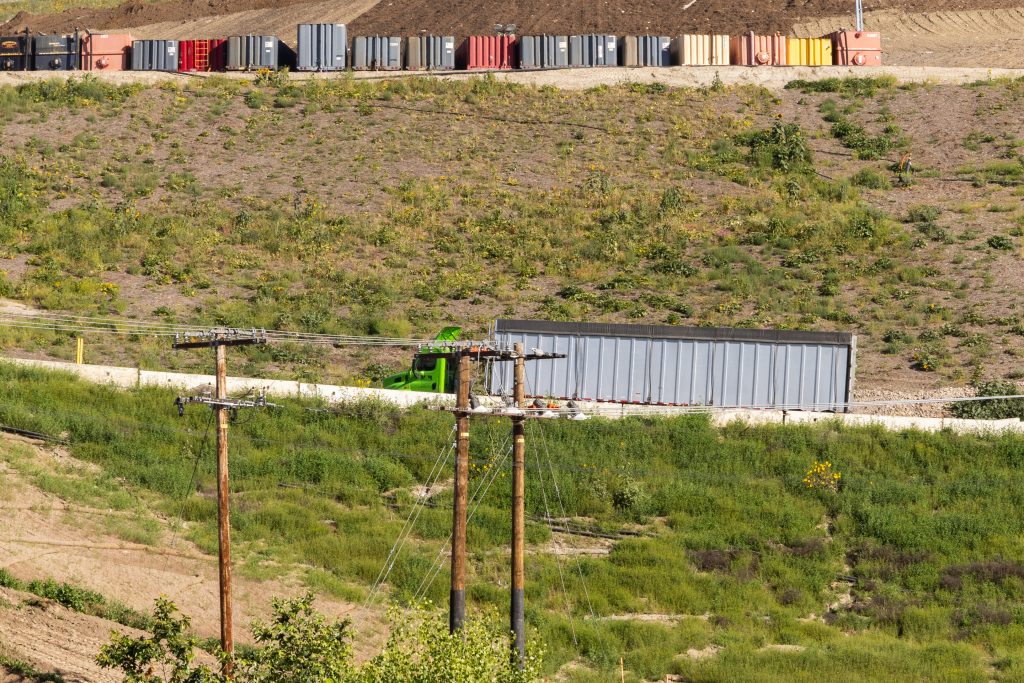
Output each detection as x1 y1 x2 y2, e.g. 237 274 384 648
2 362 1024 680
0 76 1022 389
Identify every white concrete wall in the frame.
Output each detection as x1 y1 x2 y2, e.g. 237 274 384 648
4 357 1023 435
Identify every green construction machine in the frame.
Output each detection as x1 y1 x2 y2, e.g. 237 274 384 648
381 326 462 393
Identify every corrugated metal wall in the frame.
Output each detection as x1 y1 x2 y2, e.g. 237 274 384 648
488 320 856 411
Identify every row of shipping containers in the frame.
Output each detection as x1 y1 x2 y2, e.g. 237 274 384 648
0 27 881 73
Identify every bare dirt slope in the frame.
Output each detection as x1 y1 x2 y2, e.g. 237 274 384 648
6 0 1024 43
121 0 379 42
1 0 379 36
796 7 1024 67
0 434 388 670
0 586 139 683
347 0 1024 39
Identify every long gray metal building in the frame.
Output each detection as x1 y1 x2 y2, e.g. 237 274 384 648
488 319 856 412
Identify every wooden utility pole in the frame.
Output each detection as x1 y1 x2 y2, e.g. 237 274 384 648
213 343 233 664
173 329 267 672
450 352 471 633
510 342 526 667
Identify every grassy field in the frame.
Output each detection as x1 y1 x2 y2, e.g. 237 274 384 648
0 75 1023 394
1 361 1023 681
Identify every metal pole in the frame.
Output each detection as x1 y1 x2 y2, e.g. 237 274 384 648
510 342 526 667
450 352 471 633
215 343 234 669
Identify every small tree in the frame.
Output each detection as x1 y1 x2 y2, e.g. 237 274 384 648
234 593 352 683
355 603 543 683
96 597 220 683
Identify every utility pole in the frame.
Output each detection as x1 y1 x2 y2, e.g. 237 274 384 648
450 352 471 633
173 329 268 673
510 342 526 667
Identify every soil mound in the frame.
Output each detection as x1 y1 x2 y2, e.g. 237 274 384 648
6 0 1024 39
1 0 378 34
347 0 1024 39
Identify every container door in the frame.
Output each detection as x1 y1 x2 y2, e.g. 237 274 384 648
333 25 347 69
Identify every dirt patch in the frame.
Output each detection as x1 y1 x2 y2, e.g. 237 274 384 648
2 0 379 37
0 586 146 683
547 530 614 557
0 434 388 663
348 0 1024 44
119 0 380 45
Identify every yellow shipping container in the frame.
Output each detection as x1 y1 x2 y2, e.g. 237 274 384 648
786 37 833 66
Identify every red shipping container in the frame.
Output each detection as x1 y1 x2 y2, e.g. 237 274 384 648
80 33 133 71
179 39 227 72
828 30 882 66
730 31 786 66
459 35 516 70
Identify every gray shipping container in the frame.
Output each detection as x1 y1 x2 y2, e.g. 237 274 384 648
131 40 177 71
488 320 856 411
569 34 616 67
352 35 402 70
520 35 568 69
297 23 347 71
406 35 455 70
226 35 279 70
639 35 671 66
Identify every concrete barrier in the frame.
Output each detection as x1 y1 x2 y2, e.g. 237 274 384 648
4 356 1023 435
5 357 140 388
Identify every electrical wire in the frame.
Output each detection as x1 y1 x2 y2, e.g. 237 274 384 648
412 433 512 603
365 424 457 606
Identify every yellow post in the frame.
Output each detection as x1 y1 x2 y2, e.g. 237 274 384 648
75 337 84 364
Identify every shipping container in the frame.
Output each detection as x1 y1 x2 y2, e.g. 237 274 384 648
459 35 516 70
296 23 346 71
226 35 279 70
33 34 78 70
406 35 455 70
178 38 226 72
519 35 568 69
0 35 29 71
131 39 177 71
352 35 402 70
828 30 882 66
785 37 832 66
568 34 616 67
488 319 856 411
730 31 786 66
619 35 638 66
638 35 671 66
81 33 132 70
670 34 729 66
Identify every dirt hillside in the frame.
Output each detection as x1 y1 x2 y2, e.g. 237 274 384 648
797 7 1024 66
0 0 379 35
348 0 1024 38
0 433 388 676
6 0 1024 41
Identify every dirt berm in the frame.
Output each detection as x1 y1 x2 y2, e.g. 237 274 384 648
5 0 1024 41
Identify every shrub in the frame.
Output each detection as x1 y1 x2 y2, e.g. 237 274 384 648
986 235 1014 250
905 205 942 223
736 122 813 172
950 381 1024 419
851 168 891 189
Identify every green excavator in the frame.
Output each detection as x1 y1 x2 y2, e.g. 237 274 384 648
381 326 462 393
